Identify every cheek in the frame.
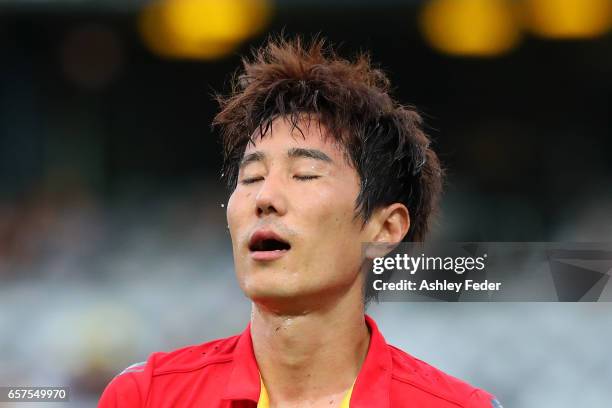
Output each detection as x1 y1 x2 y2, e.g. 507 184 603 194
298 184 360 234
226 192 237 229
226 189 250 237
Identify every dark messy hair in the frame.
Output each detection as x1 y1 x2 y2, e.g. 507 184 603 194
214 36 443 294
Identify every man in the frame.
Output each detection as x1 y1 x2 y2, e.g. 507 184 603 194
99 37 501 407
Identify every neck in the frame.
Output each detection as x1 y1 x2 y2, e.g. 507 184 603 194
250 282 370 407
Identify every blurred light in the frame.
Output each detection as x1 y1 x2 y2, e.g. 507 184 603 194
139 0 272 60
420 0 521 57
522 0 612 39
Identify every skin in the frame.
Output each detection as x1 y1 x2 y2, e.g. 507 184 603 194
226 116 410 408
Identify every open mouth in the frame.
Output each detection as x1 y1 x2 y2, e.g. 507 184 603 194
248 231 291 261
249 238 291 252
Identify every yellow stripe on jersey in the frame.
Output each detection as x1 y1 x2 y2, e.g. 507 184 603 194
257 378 353 408
258 377 270 408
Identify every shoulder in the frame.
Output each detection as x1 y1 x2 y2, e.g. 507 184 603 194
147 333 241 376
387 344 501 408
97 334 241 407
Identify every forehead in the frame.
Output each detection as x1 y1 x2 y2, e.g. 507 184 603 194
244 116 345 159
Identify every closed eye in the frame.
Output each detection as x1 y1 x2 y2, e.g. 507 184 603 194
240 176 264 185
294 175 320 181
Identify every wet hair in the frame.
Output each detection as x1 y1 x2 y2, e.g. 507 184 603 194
214 36 444 300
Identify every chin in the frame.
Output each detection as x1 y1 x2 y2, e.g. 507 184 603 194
244 283 302 300
244 281 324 307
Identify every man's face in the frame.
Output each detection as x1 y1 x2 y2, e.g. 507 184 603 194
226 116 369 310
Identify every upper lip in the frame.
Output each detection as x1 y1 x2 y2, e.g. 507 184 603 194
248 229 291 252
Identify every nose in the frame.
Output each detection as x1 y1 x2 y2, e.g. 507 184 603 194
255 174 288 217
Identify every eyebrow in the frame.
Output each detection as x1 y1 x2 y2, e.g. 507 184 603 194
288 148 333 163
239 151 265 169
239 148 333 169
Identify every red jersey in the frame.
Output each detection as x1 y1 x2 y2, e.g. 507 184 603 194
99 315 501 407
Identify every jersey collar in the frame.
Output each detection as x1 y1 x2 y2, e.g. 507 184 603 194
351 315 392 408
221 314 392 408
221 322 261 402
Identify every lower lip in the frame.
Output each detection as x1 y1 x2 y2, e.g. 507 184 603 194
250 249 289 261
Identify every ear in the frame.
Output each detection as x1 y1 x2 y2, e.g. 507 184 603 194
369 203 410 244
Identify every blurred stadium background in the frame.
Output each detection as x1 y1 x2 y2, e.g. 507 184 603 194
1 0 611 406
